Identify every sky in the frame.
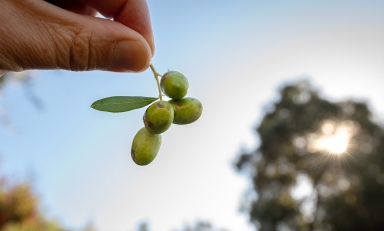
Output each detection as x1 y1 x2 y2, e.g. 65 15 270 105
1 0 384 231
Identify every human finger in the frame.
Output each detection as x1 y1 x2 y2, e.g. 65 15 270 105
0 0 151 73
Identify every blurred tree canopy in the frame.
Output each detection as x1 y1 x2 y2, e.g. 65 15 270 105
178 221 228 231
0 73 44 229
234 81 384 231
136 221 228 231
0 179 66 231
0 175 102 231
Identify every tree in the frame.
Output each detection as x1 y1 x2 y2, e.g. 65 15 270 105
135 221 228 231
0 172 102 231
174 221 228 231
0 179 67 231
234 81 384 231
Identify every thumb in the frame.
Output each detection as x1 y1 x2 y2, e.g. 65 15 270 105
0 0 152 73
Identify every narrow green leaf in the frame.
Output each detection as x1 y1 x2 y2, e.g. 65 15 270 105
91 96 158 113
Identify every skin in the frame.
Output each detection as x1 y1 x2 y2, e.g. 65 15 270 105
0 0 155 76
143 101 174 134
169 97 202 125
160 71 189 99
131 127 161 166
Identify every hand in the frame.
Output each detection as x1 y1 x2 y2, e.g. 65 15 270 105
0 0 154 75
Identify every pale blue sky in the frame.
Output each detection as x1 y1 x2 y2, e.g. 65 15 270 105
1 1 384 231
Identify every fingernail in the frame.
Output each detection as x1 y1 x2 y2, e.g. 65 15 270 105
111 41 149 72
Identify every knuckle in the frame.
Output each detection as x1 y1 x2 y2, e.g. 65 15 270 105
65 24 109 71
68 25 94 71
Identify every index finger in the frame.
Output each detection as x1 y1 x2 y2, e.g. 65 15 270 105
79 0 154 54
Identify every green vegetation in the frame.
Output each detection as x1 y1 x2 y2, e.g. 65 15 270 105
0 180 65 231
234 81 384 231
90 65 203 166
136 221 228 231
131 127 162 166
143 101 174 134
91 96 158 113
169 97 203 125
160 71 189 100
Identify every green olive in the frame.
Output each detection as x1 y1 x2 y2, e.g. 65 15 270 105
160 71 189 99
169 97 203 125
143 101 174 134
131 127 162 166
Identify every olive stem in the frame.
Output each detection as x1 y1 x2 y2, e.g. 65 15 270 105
150 64 163 101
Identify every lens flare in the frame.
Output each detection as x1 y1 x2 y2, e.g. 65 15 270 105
306 121 356 155
315 128 349 154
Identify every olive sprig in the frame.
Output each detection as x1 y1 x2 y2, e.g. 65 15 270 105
91 64 203 166
149 64 163 101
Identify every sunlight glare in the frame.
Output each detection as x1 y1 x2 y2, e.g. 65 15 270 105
315 127 350 155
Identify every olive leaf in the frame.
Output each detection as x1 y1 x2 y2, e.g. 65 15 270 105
91 96 158 113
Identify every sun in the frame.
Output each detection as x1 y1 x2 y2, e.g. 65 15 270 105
315 129 349 154
313 122 352 155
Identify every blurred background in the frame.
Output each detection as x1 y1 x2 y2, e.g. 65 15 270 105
1 0 384 230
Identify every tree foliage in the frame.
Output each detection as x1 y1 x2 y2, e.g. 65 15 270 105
0 173 101 231
135 221 228 231
234 81 384 231
0 180 66 231
174 221 228 231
